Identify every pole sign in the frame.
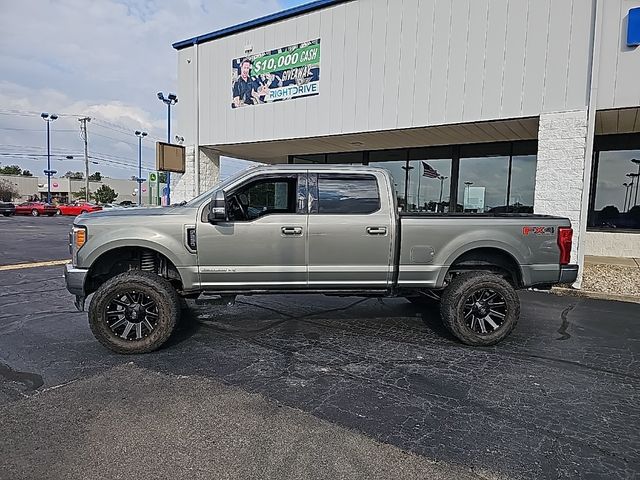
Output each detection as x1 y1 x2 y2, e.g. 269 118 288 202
231 39 320 108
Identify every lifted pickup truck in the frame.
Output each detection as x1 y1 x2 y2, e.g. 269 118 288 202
64 165 577 354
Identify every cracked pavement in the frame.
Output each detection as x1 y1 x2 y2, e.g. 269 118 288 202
0 216 639 479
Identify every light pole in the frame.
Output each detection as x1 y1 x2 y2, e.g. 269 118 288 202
627 173 640 211
400 164 414 211
157 92 178 206
41 113 58 203
623 182 631 212
464 181 473 212
135 130 148 206
631 159 640 208
438 175 448 212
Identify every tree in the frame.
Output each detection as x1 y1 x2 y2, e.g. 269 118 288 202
88 172 102 181
0 178 19 201
64 171 84 179
73 188 93 201
0 165 22 175
21 170 33 177
93 184 118 204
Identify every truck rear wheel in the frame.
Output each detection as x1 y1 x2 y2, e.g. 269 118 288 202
440 272 519 346
88 270 181 354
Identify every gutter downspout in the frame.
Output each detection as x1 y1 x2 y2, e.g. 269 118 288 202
194 42 201 197
575 0 604 288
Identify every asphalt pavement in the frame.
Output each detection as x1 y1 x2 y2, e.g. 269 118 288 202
0 217 639 479
0 214 73 265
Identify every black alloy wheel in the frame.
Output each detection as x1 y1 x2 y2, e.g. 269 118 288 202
105 290 159 341
440 272 519 346
88 270 181 354
462 288 508 335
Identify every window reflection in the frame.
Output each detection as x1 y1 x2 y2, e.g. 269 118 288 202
509 155 536 213
369 150 407 210
406 159 451 212
457 156 509 212
293 142 537 216
591 149 640 230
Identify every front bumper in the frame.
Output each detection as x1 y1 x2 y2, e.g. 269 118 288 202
64 263 88 296
559 264 579 284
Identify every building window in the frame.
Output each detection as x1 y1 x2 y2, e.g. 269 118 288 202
408 147 452 213
457 155 510 213
589 134 640 231
368 149 408 210
290 140 536 215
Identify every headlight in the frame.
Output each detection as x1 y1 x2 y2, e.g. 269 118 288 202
71 225 87 265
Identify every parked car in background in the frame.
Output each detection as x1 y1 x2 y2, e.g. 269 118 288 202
118 200 134 207
100 203 124 210
56 202 102 216
0 201 16 216
15 202 57 217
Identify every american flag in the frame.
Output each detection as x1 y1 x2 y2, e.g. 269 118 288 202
422 161 439 178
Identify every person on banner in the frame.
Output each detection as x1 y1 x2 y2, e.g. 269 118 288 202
254 73 283 103
232 58 259 108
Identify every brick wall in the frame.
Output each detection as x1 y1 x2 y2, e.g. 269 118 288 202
534 109 588 281
170 147 220 203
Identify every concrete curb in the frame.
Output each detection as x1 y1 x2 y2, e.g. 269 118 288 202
551 286 640 304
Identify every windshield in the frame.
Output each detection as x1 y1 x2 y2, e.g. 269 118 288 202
183 167 256 207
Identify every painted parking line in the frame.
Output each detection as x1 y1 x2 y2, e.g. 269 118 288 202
0 259 70 271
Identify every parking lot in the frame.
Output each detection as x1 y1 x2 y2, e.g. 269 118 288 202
1 215 639 479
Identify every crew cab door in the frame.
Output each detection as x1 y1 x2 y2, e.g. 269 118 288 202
307 172 394 288
197 173 308 289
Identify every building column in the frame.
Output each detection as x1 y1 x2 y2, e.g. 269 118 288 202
534 109 589 286
198 147 220 194
169 145 220 203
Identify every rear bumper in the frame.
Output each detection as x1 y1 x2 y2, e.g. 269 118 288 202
559 264 579 284
64 263 88 296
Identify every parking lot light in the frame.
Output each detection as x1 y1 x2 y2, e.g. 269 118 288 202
41 113 59 203
135 130 148 206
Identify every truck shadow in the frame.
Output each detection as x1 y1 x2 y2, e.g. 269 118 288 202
164 295 457 349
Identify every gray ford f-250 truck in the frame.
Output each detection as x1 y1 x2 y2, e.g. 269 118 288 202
64 165 578 354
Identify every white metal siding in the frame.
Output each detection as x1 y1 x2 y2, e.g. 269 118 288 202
177 0 606 147
597 0 640 109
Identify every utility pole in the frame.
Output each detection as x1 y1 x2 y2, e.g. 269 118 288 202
79 117 91 202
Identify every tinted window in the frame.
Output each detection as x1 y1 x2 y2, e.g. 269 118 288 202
317 174 380 214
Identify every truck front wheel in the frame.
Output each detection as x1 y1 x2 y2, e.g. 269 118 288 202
88 271 181 354
440 272 519 346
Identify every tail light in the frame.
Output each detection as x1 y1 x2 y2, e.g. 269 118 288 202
557 227 573 265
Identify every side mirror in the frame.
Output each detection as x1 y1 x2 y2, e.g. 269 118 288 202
207 190 227 223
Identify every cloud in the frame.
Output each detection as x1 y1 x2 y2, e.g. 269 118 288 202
0 0 293 179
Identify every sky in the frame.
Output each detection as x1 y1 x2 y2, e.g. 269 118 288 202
0 0 308 181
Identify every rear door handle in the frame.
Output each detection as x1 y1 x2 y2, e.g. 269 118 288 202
366 226 387 235
281 226 303 236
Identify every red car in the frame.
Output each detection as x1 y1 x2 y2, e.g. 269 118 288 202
15 202 58 217
56 202 103 216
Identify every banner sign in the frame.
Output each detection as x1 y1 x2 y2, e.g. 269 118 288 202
231 39 320 108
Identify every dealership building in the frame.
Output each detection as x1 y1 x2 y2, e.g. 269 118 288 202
170 0 640 284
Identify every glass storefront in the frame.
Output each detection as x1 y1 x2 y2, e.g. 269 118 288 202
292 140 537 215
588 134 640 231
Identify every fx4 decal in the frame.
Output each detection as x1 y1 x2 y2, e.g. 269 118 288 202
523 226 555 236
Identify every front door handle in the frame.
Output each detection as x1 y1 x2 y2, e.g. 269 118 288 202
281 226 303 236
366 226 387 235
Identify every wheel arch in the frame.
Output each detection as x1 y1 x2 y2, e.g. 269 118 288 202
440 246 524 288
84 246 184 296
